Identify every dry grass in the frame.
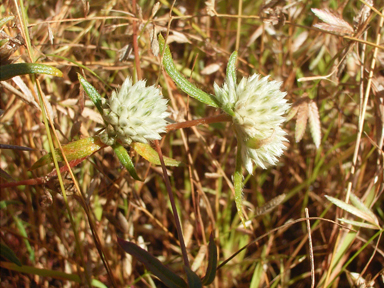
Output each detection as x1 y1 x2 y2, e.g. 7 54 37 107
1 0 383 287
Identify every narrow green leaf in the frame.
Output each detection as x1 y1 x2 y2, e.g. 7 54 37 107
158 34 220 108
30 137 106 170
132 143 180 167
117 238 187 288
184 266 203 288
201 232 217 285
234 145 247 228
112 143 142 181
226 51 237 85
325 195 379 227
13 216 34 261
0 16 15 29
0 243 22 267
349 193 379 226
0 63 63 81
77 73 104 115
338 218 381 230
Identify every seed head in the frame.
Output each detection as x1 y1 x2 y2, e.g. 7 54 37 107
100 78 170 146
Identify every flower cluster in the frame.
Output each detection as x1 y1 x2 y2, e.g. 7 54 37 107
99 78 169 146
214 74 290 173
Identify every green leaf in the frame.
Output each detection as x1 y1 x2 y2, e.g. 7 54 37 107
158 34 220 108
234 145 247 228
0 243 22 267
112 143 142 181
13 216 34 261
30 137 106 170
325 195 380 228
349 193 379 227
0 63 63 81
201 232 217 285
117 238 187 288
184 266 202 288
226 51 237 86
77 73 104 115
132 143 180 167
338 218 381 230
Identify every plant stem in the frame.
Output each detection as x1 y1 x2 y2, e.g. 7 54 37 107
166 113 232 132
154 140 190 267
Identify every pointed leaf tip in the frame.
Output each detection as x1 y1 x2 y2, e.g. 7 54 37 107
201 232 218 285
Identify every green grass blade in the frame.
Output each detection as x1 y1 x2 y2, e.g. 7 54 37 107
325 195 379 226
349 193 379 226
13 216 34 262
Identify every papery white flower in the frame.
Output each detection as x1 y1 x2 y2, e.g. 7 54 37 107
214 74 290 173
100 78 170 146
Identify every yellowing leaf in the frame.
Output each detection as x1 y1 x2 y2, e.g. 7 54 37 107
132 143 180 167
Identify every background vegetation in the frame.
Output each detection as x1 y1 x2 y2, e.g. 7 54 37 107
1 0 383 287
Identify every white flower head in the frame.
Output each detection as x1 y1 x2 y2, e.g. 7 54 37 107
214 74 290 173
100 78 170 146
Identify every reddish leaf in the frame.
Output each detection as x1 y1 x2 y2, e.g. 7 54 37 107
30 137 106 170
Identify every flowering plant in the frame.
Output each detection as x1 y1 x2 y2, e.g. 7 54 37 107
159 35 290 226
